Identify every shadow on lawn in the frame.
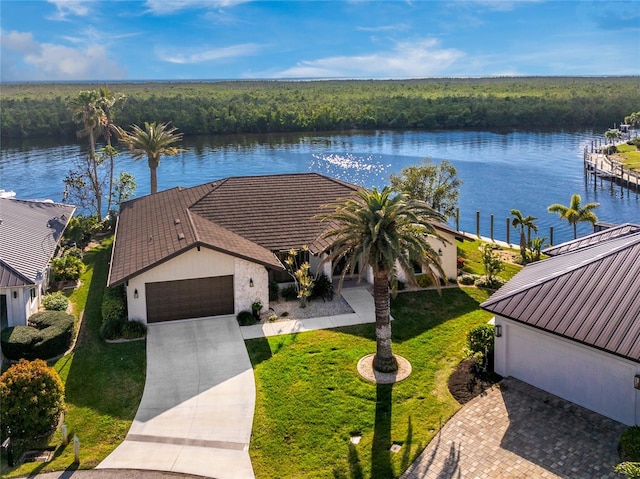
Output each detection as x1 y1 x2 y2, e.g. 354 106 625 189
336 288 486 345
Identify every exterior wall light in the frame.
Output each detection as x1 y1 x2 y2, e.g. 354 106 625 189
495 324 502 337
249 278 254 288
134 289 139 299
635 374 640 390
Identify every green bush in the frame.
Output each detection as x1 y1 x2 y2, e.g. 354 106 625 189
602 145 618 155
269 280 280 302
615 462 640 479
102 286 126 323
121 320 147 339
65 246 83 258
100 318 124 340
458 273 479 285
0 359 66 440
474 275 506 290
42 291 69 311
237 310 257 326
50 254 85 282
311 273 334 301
622 426 640 461
416 274 434 288
466 324 495 372
1 311 74 360
281 285 298 301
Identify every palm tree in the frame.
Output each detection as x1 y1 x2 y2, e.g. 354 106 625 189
605 129 622 145
117 122 184 194
547 194 599 239
510 209 538 264
97 86 126 214
318 187 445 373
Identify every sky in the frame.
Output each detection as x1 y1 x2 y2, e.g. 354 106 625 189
1 0 639 82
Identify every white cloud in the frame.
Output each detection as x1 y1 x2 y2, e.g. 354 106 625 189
158 43 262 64
356 23 410 32
46 0 91 20
0 30 126 81
144 0 250 15
270 38 465 79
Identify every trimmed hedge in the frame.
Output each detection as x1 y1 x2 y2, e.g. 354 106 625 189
100 318 146 340
237 310 257 326
0 311 74 360
101 285 126 322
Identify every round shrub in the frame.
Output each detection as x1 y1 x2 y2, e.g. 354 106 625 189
281 285 298 301
467 324 495 356
474 275 506 290
0 359 65 440
121 320 147 339
42 291 69 311
416 273 434 288
621 426 640 461
100 318 124 340
458 273 479 285
1 311 74 360
237 310 256 326
101 286 126 323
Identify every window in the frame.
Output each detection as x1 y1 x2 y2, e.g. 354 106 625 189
30 288 36 301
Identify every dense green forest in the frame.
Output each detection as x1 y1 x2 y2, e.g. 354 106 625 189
2 77 639 140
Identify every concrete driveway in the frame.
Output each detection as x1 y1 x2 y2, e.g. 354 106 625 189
98 316 255 479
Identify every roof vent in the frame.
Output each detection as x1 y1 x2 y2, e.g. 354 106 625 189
178 233 185 240
174 218 181 225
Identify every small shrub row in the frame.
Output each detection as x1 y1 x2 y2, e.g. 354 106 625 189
474 275 506 290
458 273 480 285
100 318 147 340
42 291 69 311
237 310 257 326
0 311 75 360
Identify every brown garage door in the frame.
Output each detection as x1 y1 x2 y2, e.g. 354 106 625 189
145 276 234 323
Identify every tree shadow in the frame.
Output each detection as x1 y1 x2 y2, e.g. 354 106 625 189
371 383 393 478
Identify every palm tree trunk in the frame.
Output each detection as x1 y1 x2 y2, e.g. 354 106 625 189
372 270 397 373
573 222 577 239
106 130 114 215
150 165 158 195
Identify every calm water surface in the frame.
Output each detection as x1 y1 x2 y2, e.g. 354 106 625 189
1 130 638 245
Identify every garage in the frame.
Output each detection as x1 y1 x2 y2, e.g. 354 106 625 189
145 276 234 323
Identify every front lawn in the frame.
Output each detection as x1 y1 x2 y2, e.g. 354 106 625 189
457 239 522 280
2 240 146 477
247 287 492 478
615 143 640 171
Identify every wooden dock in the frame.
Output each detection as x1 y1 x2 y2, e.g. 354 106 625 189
583 147 640 195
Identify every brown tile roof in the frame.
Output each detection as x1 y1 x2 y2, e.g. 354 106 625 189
190 173 360 253
481 232 640 363
108 182 284 286
0 198 75 287
543 223 640 256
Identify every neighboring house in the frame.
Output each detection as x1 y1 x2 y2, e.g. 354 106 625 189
108 173 464 324
0 198 76 329
481 225 640 426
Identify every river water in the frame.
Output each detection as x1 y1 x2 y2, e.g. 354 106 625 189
1 129 638 245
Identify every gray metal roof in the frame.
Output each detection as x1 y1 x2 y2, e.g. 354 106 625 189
543 223 640 256
481 232 640 363
0 198 76 287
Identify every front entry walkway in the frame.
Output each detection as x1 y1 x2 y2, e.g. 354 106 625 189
402 377 626 479
98 317 255 479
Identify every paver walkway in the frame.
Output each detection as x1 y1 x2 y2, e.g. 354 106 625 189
98 317 255 479
402 377 627 479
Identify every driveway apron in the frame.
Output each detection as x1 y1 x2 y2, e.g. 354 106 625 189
98 316 256 479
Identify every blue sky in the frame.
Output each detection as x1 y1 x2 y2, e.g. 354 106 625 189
1 0 639 82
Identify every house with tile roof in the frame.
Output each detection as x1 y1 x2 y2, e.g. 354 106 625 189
0 198 76 329
481 226 640 426
108 173 464 324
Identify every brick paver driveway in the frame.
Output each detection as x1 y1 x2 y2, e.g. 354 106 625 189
402 377 627 479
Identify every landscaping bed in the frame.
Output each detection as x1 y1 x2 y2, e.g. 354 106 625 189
447 358 502 405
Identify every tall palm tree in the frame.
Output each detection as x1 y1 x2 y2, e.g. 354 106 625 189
97 86 127 214
548 194 599 239
605 129 621 145
510 209 538 264
319 187 445 373
118 122 184 194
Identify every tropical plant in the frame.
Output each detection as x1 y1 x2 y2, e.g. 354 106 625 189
510 209 538 264
97 86 127 214
625 111 640 131
389 158 462 219
283 246 315 308
50 254 86 282
615 462 640 479
547 194 599 239
0 359 66 440
527 236 547 262
605 128 622 145
318 186 445 373
117 122 184 194
481 244 503 285
465 324 495 372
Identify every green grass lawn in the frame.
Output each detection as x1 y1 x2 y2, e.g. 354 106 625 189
615 143 640 171
247 287 492 479
2 240 146 477
456 239 522 280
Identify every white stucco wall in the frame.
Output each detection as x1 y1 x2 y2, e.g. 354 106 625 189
395 232 457 284
0 286 40 327
494 316 640 426
125 247 270 323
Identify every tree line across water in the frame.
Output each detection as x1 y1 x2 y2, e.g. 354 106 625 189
2 77 639 140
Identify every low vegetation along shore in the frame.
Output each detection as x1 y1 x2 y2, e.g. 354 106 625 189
2 77 639 140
